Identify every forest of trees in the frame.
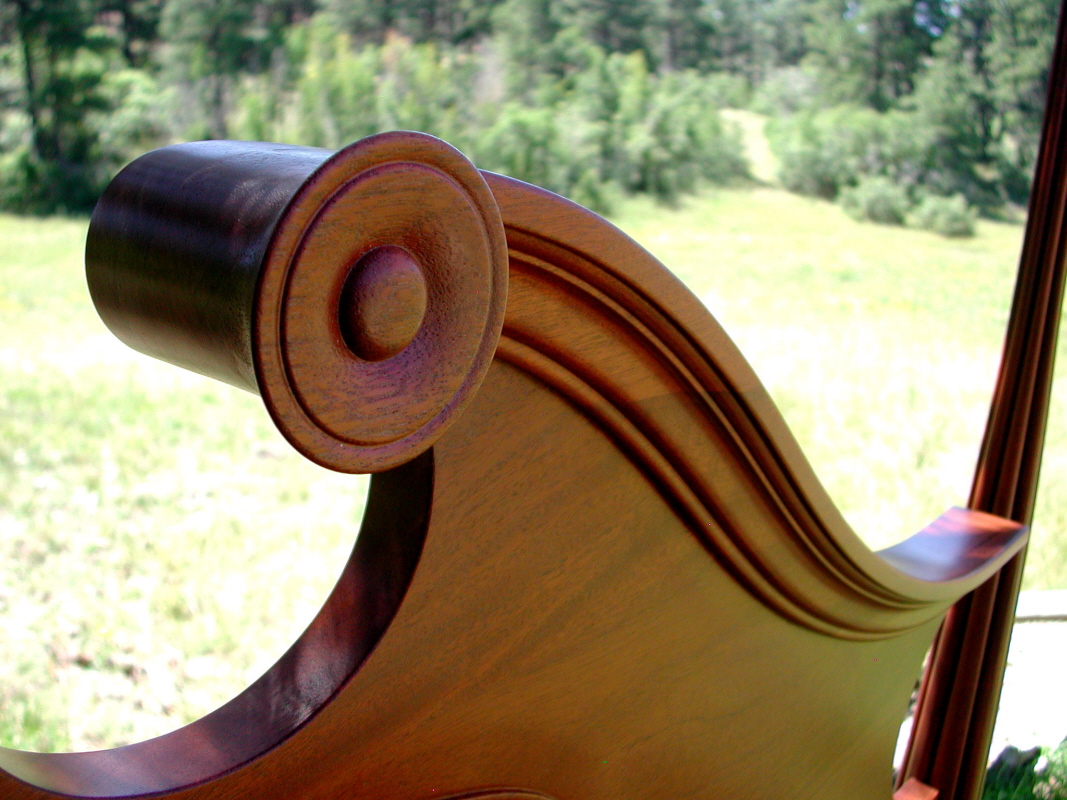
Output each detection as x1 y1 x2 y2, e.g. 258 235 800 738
0 0 1059 226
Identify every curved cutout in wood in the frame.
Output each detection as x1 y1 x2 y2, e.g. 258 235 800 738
0 452 431 797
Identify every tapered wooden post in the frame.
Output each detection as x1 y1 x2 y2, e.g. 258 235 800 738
898 1 1067 796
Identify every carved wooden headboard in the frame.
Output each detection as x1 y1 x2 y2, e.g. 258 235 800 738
2 11 1066 800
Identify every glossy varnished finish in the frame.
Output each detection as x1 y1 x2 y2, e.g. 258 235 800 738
86 140 330 391
3 134 1041 798
252 133 507 472
87 132 509 472
895 779 939 800
488 175 1024 637
899 2 1067 797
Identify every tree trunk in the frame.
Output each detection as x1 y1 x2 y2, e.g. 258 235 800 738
12 0 45 161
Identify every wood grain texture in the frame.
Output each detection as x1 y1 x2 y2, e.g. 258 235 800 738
87 131 509 473
254 133 508 472
0 363 943 800
4 134 1035 799
487 172 1026 638
86 139 331 391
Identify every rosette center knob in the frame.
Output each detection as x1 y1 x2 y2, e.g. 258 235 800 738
339 246 427 362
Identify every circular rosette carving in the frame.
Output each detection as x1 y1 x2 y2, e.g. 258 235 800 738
255 132 508 473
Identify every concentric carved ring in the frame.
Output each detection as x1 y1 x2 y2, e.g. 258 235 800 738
338 245 429 362
255 132 508 472
86 132 507 474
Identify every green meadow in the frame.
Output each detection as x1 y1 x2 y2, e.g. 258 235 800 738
2 178 1066 753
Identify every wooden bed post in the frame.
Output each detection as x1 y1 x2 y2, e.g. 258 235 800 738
899 1 1067 797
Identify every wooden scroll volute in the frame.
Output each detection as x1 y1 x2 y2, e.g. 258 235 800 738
85 132 508 472
2 132 1032 800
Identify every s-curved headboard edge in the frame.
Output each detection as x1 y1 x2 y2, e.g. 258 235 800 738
482 170 1028 637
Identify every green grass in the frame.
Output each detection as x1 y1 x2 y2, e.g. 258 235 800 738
720 109 780 184
2 178 1066 753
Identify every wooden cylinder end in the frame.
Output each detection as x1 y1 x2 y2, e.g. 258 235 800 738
254 131 508 473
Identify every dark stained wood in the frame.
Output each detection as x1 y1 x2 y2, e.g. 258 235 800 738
1 120 1046 798
85 140 332 392
897 2 1067 798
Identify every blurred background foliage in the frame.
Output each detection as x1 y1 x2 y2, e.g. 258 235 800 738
0 0 1058 218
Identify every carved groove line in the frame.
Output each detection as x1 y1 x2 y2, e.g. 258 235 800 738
506 228 921 609
497 235 946 640
496 335 866 638
504 241 913 611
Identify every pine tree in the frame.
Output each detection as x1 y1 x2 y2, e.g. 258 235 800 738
804 0 948 110
988 0 1058 198
908 0 999 204
96 0 165 68
556 0 656 62
160 0 259 138
2 0 115 211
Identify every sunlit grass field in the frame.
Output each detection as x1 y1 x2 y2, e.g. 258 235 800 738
2 178 1066 753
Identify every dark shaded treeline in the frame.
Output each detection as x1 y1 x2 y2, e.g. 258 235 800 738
0 0 1058 218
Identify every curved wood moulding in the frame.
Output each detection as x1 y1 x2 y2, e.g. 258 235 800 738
485 172 1027 640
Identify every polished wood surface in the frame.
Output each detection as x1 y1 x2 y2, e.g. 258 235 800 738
1 121 1048 798
86 132 508 472
898 2 1067 798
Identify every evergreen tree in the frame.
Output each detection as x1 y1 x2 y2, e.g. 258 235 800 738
556 0 655 59
707 0 761 79
804 0 949 110
322 0 501 45
988 0 1058 199
653 0 717 71
908 0 1000 205
96 0 165 68
756 0 809 71
1 0 116 211
159 0 259 138
490 0 566 96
